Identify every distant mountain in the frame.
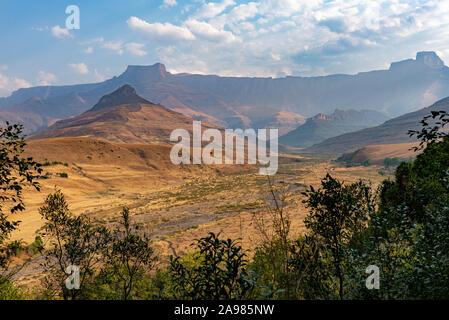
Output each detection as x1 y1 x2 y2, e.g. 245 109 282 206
30 85 218 144
2 51 449 134
279 109 388 148
223 106 305 136
173 51 449 117
0 92 93 133
305 96 449 155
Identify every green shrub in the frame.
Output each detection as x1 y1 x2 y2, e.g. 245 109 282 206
384 157 401 169
0 277 26 300
168 232 259 300
362 159 371 167
27 236 44 255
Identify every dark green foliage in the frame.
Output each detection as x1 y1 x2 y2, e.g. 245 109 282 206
27 236 44 255
251 239 288 299
39 190 110 300
408 110 449 151
383 157 401 169
342 109 449 299
302 174 376 299
0 122 42 268
169 233 258 300
97 207 157 300
380 113 449 222
0 276 26 299
362 159 371 167
287 235 332 299
42 161 68 167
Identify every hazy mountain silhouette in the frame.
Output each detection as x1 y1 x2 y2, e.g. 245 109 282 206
279 109 389 148
305 95 449 154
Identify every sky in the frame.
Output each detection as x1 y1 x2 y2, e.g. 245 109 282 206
1 0 449 97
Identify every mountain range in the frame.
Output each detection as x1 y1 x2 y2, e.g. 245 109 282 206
1 51 449 136
279 109 389 148
305 96 449 154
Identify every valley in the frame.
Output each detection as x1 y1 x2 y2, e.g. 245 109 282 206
5 83 431 288
12 140 390 287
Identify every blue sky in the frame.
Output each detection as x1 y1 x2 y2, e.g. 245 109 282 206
1 0 449 96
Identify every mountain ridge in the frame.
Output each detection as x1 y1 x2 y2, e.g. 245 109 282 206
279 109 389 148
2 51 449 135
305 95 449 154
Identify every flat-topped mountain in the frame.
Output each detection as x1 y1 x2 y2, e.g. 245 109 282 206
30 85 218 144
279 109 389 148
305 96 449 155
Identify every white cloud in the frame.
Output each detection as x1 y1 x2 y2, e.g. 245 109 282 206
68 63 89 74
37 71 57 86
125 42 147 56
93 69 107 82
160 0 177 8
79 37 104 45
185 19 237 43
127 16 195 42
32 26 49 32
124 0 449 77
193 0 236 19
80 36 148 57
227 1 259 23
0 72 32 97
102 40 124 55
51 25 73 39
0 65 7 71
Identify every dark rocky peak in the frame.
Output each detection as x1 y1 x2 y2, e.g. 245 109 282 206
312 113 328 120
89 84 152 112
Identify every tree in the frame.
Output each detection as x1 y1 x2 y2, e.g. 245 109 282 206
39 190 109 300
0 123 42 269
383 157 401 169
99 207 157 300
408 110 449 151
288 235 332 299
302 174 375 299
169 232 257 300
251 175 291 298
380 110 449 223
362 159 371 167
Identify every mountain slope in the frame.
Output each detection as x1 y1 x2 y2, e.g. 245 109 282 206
337 142 420 165
30 85 218 144
279 109 388 148
305 96 449 154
